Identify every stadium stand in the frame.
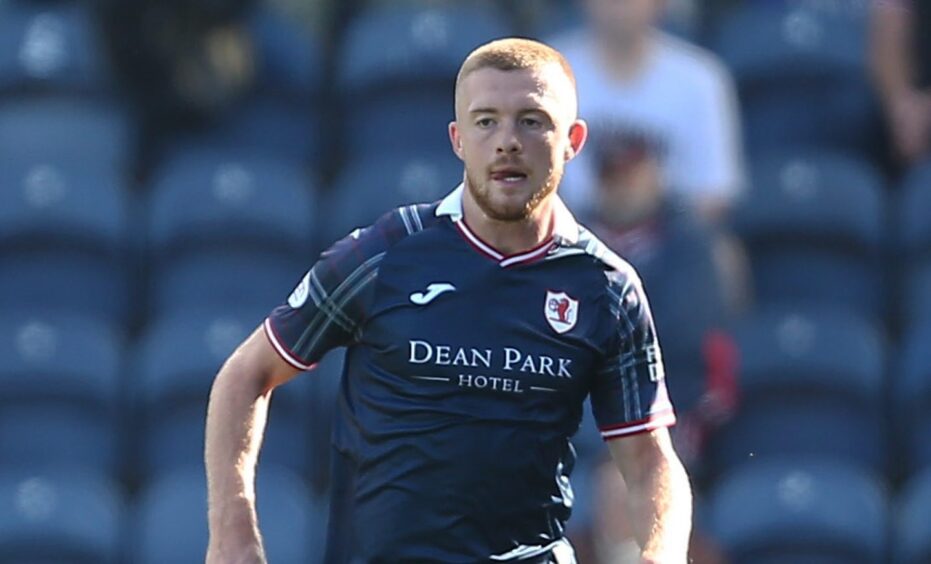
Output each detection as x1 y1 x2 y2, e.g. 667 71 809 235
133 308 311 481
146 148 316 317
335 2 513 155
0 470 123 563
132 465 324 564
731 151 886 319
710 1 877 156
0 312 122 476
708 457 889 564
0 0 114 97
0 152 131 326
321 149 462 243
706 305 887 479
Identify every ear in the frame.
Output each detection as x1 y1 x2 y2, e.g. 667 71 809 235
564 119 588 162
449 121 464 160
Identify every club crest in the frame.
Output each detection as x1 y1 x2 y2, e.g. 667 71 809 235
545 290 579 334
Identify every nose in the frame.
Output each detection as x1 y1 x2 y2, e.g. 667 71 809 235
495 123 522 155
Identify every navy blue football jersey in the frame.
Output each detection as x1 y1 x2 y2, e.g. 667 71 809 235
265 186 675 563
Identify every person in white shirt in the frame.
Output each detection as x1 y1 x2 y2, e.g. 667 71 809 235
550 0 744 223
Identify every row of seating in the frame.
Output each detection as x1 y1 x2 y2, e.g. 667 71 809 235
0 465 328 564
4 303 931 486
3 458 931 564
0 0 880 164
2 147 929 326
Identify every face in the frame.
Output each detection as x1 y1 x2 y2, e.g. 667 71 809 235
584 0 663 39
596 150 662 226
449 65 586 222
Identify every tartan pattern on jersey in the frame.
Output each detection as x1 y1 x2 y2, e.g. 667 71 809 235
266 204 438 369
579 230 676 439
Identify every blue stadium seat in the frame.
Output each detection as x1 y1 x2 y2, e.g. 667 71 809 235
898 159 931 327
133 465 325 564
708 458 888 564
172 8 324 164
147 149 316 317
706 306 886 479
336 3 512 94
322 150 462 244
732 152 886 318
0 155 130 326
0 98 133 170
335 3 512 154
893 320 931 478
0 470 122 563
0 312 122 476
711 2 876 155
0 1 113 96
133 308 311 480
895 468 931 564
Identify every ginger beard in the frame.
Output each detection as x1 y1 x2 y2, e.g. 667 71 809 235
463 159 564 222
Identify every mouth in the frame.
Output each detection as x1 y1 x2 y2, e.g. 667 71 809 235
489 167 529 184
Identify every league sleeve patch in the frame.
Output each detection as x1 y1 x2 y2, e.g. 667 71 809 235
288 271 311 309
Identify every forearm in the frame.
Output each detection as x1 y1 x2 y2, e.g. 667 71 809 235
205 352 273 563
611 431 693 563
628 450 692 561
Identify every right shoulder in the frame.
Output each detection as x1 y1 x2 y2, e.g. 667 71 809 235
320 202 442 268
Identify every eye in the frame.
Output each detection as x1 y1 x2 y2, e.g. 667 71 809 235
476 117 495 128
520 116 543 128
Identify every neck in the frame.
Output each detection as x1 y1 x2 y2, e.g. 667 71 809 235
461 190 555 256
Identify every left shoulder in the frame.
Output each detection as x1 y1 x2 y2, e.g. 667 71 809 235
574 227 645 296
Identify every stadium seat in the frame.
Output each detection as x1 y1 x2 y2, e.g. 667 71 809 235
133 465 325 564
171 7 325 164
322 150 462 244
0 312 122 476
335 3 512 154
706 305 886 479
708 458 888 564
0 98 133 170
893 319 931 478
133 308 312 481
711 2 877 155
0 1 113 96
0 470 122 563
894 468 931 564
147 149 316 317
898 159 931 327
732 151 886 318
0 154 131 326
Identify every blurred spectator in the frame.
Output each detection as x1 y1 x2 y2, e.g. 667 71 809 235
95 0 259 175
585 129 743 457
551 0 744 223
573 128 739 564
870 0 931 166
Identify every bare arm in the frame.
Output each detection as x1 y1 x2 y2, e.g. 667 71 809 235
607 428 692 564
204 325 301 564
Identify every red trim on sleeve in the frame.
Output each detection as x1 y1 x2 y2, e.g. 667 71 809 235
263 317 315 371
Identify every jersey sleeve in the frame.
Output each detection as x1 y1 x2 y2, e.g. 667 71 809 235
590 270 676 440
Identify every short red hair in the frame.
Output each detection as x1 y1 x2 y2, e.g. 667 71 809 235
456 38 577 95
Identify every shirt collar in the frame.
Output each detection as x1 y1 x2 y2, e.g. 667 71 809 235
435 183 580 246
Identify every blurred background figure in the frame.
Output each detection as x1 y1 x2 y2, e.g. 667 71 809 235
870 0 931 167
551 0 744 223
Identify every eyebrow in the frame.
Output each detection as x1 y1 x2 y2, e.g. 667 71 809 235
468 107 550 116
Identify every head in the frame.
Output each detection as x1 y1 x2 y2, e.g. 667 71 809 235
594 130 664 227
583 0 664 43
449 38 587 222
